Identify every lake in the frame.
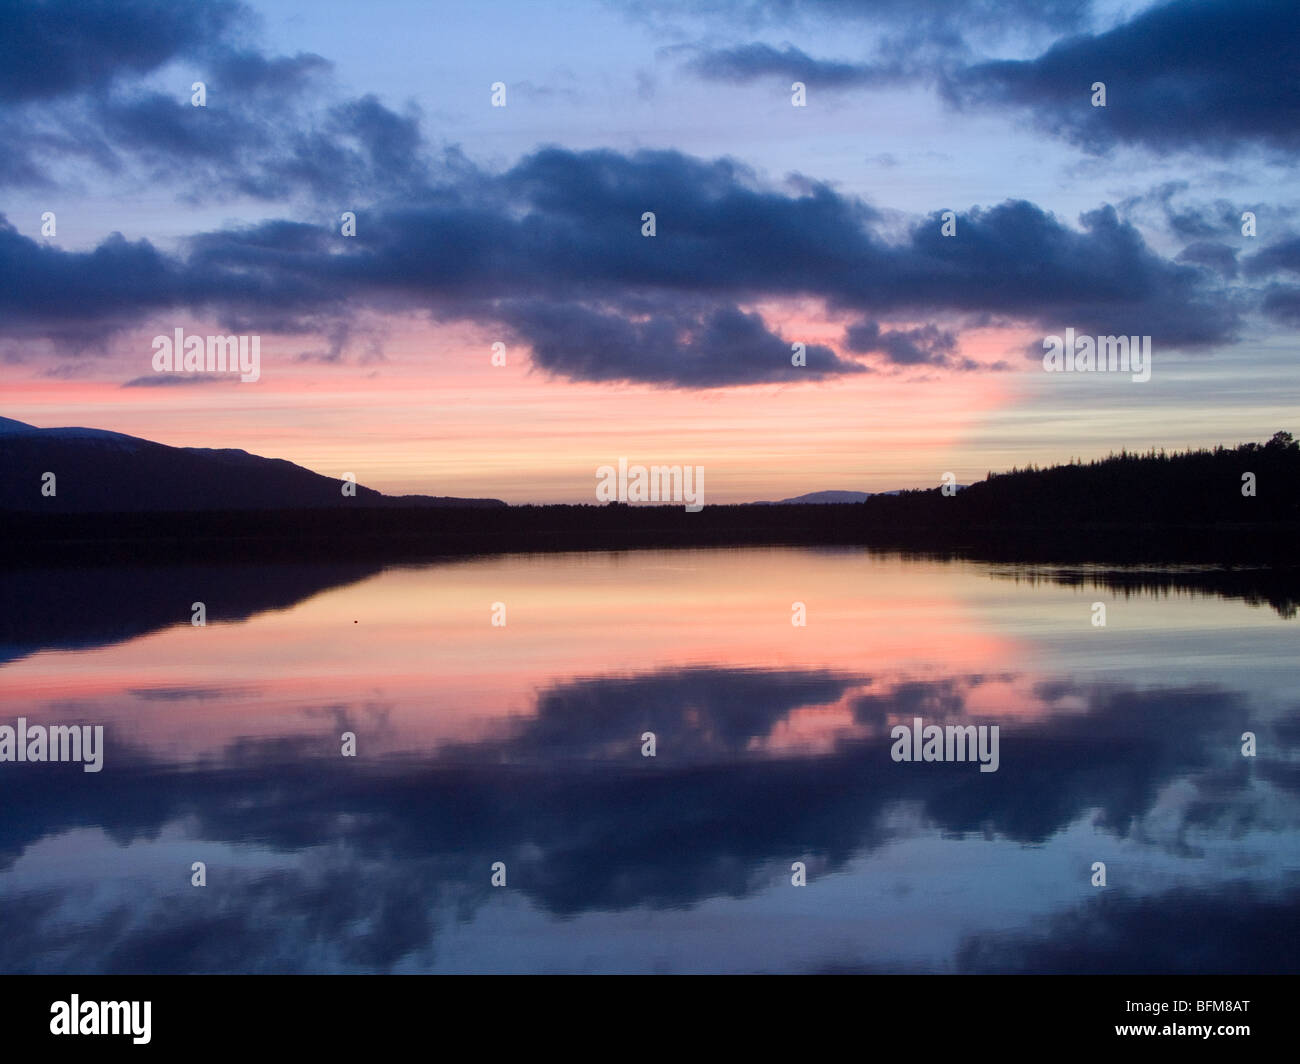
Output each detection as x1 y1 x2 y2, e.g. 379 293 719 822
1 548 1296 973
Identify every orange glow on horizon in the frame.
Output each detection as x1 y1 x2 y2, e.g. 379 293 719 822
2 312 1030 502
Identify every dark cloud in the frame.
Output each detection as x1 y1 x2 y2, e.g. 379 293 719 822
499 299 862 386
1 662 1292 969
845 319 973 367
1119 182 1252 241
0 221 193 336
852 676 971 724
872 201 1236 348
623 0 1091 36
121 373 229 387
957 885 1300 974
1243 236 1300 278
0 1 425 202
0 146 1242 385
205 48 333 94
71 79 426 203
1175 240 1238 279
1166 200 1251 241
1259 284 1300 325
402 159 1237 356
683 1 1298 163
948 0 1300 156
685 42 908 88
443 666 859 765
0 4 1263 387
1243 238 1300 322
0 0 242 104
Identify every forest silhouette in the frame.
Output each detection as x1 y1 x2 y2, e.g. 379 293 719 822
3 433 1296 567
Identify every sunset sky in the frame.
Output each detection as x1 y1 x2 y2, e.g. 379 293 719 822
1 0 1296 503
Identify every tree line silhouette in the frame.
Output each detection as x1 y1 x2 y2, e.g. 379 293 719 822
868 430 1300 527
3 433 1296 566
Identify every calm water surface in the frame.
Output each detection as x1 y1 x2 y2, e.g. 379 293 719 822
2 548 1297 972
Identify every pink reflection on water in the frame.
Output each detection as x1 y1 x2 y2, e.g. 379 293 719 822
1 550 1058 764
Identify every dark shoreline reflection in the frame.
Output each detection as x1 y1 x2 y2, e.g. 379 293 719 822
1 555 1296 667
2 661 1296 973
0 562 384 664
988 562 1300 619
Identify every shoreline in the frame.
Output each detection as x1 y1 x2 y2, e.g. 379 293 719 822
4 505 1298 567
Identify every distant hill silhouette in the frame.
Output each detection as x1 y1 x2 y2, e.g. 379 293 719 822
2 430 1295 566
0 417 505 512
758 490 874 505
755 489 917 504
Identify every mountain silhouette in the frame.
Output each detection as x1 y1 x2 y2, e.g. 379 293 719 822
3 426 1296 567
755 489 916 504
0 417 504 512
758 490 874 505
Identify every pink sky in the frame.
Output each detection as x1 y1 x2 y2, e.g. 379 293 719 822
4 312 1028 502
